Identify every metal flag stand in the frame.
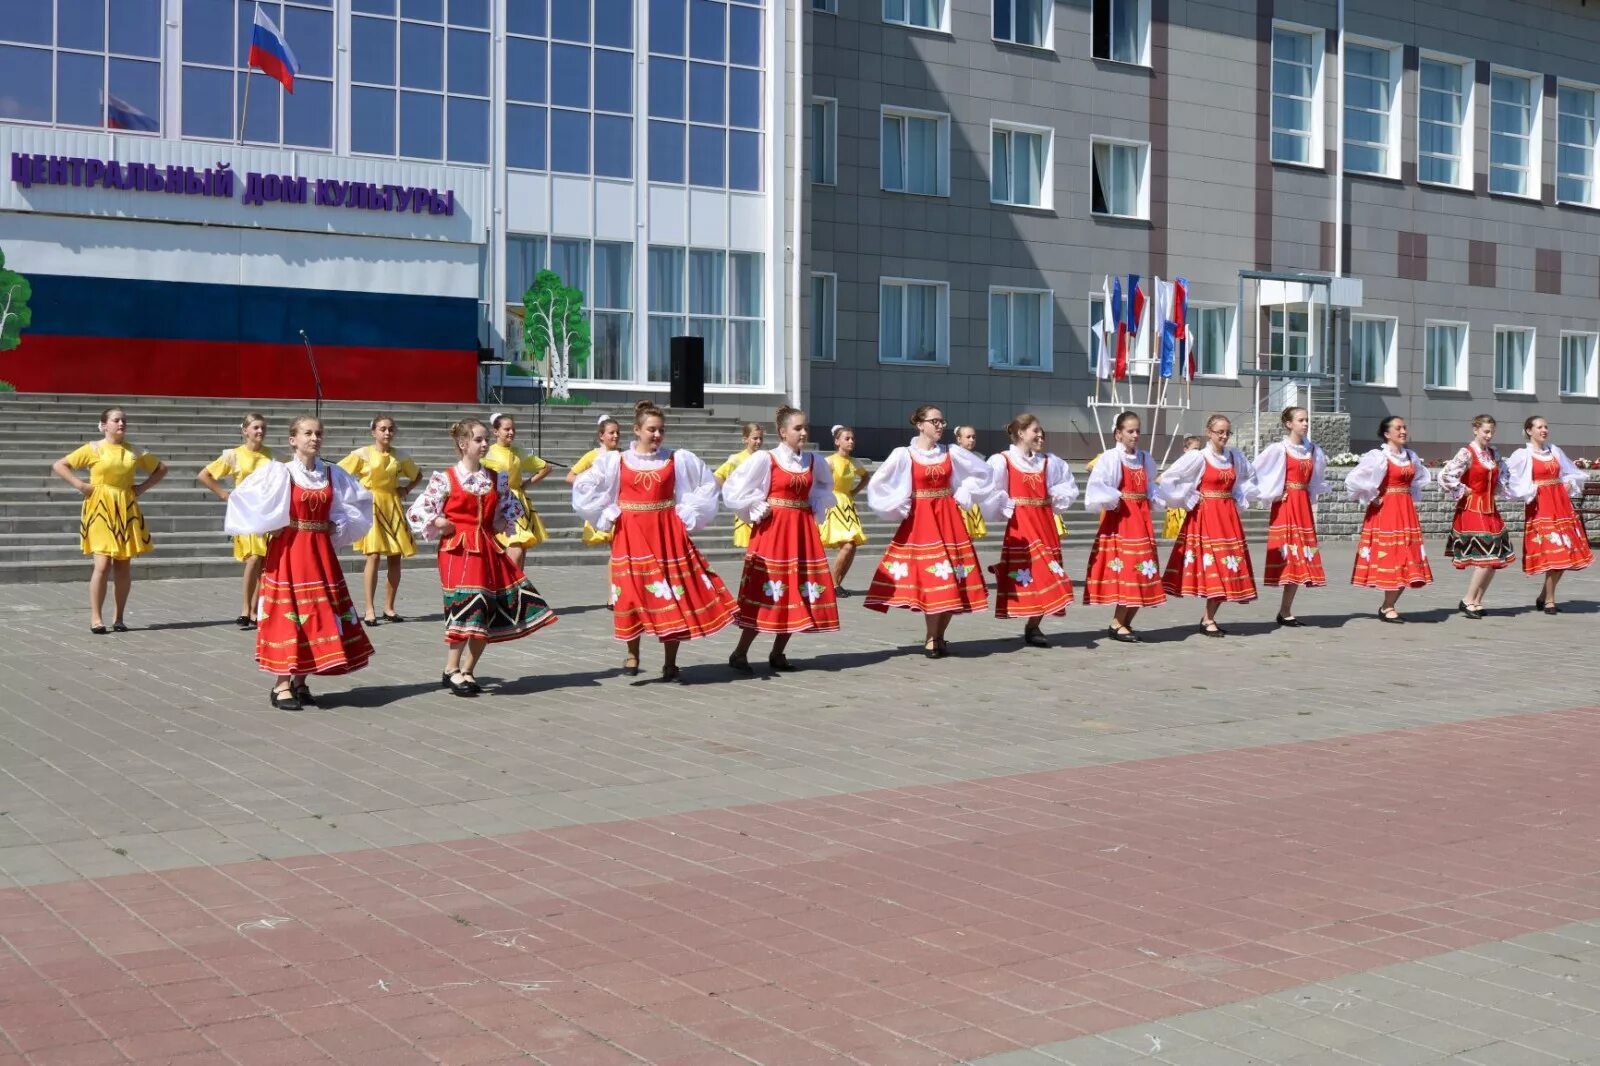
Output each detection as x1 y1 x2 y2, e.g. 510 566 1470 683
1086 277 1193 468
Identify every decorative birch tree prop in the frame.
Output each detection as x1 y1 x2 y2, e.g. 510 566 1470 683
0 248 31 355
522 269 591 401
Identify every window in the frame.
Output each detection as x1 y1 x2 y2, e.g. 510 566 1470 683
503 0 634 175
1267 307 1310 374
1560 332 1599 397
994 0 1048 48
811 96 837 185
1349 316 1396 386
881 107 949 196
1188 304 1236 378
0 0 163 133
1271 25 1323 166
1092 0 1147 65
991 122 1052 208
1344 41 1399 178
350 0 492 163
1558 84 1599 207
813 0 836 11
1490 70 1540 197
989 288 1052 370
880 279 947 364
810 273 837 361
883 0 945 32
646 246 764 385
1090 139 1148 219
648 0 764 190
1424 321 1468 390
1493 327 1535 394
179 1 332 148
1418 56 1471 187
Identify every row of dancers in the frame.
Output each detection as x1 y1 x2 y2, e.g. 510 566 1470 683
51 400 1592 701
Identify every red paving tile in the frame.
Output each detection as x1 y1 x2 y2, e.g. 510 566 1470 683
4 709 1600 1064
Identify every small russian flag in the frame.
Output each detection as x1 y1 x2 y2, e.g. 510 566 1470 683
104 92 157 132
248 5 299 94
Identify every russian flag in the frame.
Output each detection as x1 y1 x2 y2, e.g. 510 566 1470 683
104 92 157 132
1112 276 1129 380
248 5 299 94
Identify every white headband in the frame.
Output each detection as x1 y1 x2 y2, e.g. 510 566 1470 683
596 412 613 425
490 411 506 424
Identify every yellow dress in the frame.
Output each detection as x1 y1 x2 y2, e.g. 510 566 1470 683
338 446 420 557
204 445 276 560
1163 506 1188 540
818 452 869 547
484 442 550 549
963 504 988 540
61 442 161 559
571 448 614 544
715 449 755 547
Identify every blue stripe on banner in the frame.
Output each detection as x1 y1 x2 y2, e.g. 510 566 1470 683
25 275 479 350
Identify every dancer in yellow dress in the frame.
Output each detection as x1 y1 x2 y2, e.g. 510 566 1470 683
954 425 989 542
338 415 420 625
1163 435 1204 539
51 406 169 634
819 424 871 594
566 413 622 545
714 422 765 548
484 413 551 570
197 412 275 629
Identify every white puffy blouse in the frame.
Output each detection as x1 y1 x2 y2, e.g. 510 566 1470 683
1245 440 1329 506
1082 446 1164 513
865 440 997 522
1435 443 1511 502
1157 446 1253 513
1505 444 1588 502
570 447 721 533
404 463 525 541
721 443 836 524
1344 447 1431 505
223 457 373 549
979 446 1079 523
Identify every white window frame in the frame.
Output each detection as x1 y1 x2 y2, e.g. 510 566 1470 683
1424 320 1470 392
1489 66 1543 200
879 105 951 197
1089 137 1150 220
987 287 1054 372
993 0 1053 50
1556 79 1600 209
878 277 950 366
1092 0 1150 67
811 96 837 186
810 272 837 363
1343 37 1402 180
1417 52 1474 191
1493 326 1537 396
1186 302 1239 380
1348 314 1398 388
882 0 950 34
1559 331 1599 398
1270 22 1326 168
989 120 1054 210
813 0 837 12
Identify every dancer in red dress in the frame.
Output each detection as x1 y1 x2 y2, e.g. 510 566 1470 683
225 416 375 710
1507 415 1593 614
1157 414 1257 636
981 413 1078 646
1347 416 1433 622
1083 411 1165 643
1245 405 1329 627
572 400 736 681
722 405 841 673
406 419 557 697
1438 414 1514 619
865 404 996 659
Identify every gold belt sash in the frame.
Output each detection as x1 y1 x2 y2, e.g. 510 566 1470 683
1120 491 1147 501
1011 496 1050 507
766 497 812 510
1285 481 1308 490
1199 490 1233 499
914 488 953 499
1384 486 1410 494
620 499 673 512
1534 478 1563 487
289 519 331 532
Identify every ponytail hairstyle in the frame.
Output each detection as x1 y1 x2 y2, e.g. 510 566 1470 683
1523 414 1546 439
909 404 940 428
490 411 514 430
1006 412 1041 442
449 417 485 456
775 405 805 432
633 398 664 427
831 423 850 442
1113 410 1140 434
595 413 619 442
370 413 396 432
1279 405 1306 428
1377 415 1405 443
241 411 268 433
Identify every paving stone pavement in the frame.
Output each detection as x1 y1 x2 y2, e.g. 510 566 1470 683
0 543 1598 1064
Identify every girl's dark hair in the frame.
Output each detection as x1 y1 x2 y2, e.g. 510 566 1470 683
1113 410 1140 433
490 412 513 429
1524 415 1546 438
595 415 619 440
775 405 804 431
1006 413 1040 441
1378 416 1404 441
1279 406 1305 428
910 404 940 428
633 398 664 427
831 424 851 442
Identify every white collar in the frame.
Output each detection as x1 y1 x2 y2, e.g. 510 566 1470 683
1283 438 1311 457
1383 446 1412 464
1007 445 1046 469
454 460 487 479
287 457 329 488
1117 446 1143 465
1203 447 1233 467
908 439 945 456
774 442 806 463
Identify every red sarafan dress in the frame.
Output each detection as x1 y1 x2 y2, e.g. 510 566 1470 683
866 455 988 614
1163 459 1257 602
1523 454 1594 574
1443 447 1514 570
736 455 840 633
256 479 374 675
991 456 1072 619
1265 452 1327 587
611 457 737 641
433 468 557 644
1352 459 1433 589
1083 461 1165 607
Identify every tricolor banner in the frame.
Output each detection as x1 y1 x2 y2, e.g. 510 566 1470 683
248 5 300 94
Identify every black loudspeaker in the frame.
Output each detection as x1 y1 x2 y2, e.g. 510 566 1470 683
476 346 495 363
670 335 705 408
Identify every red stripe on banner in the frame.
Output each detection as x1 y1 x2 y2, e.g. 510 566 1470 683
248 46 295 93
0 337 477 402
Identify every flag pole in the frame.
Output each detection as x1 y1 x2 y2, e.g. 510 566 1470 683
238 3 258 144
